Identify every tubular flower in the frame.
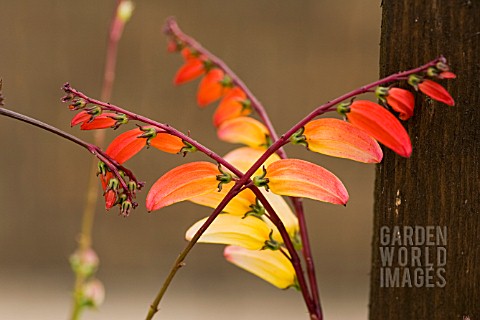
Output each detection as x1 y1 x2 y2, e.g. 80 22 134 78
213 87 251 127
189 184 257 216
146 162 230 212
217 117 270 149
223 147 280 177
197 68 231 107
105 127 184 165
376 87 415 120
174 58 206 85
259 189 299 244
100 172 117 210
185 214 274 250
300 118 383 163
256 159 349 206
340 100 412 158
418 79 455 106
71 110 117 130
224 246 297 289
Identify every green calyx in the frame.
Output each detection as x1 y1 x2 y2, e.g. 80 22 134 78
180 140 197 155
408 74 422 90
86 106 102 122
97 161 108 176
137 126 157 148
220 74 234 88
240 99 252 113
260 134 273 148
110 113 128 130
215 164 232 191
290 127 308 147
262 230 281 251
243 198 266 219
375 86 390 103
426 67 439 77
253 166 270 191
106 178 119 192
336 101 351 116
69 98 87 110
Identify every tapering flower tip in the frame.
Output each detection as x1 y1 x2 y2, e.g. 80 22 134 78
376 87 415 120
197 69 231 107
185 215 272 250
189 185 256 216
260 189 299 243
302 118 383 163
224 246 296 289
146 162 221 212
418 79 455 106
438 71 456 79
213 87 251 127
264 159 349 205
217 117 270 149
343 100 412 158
71 110 117 130
223 147 281 176
180 47 197 60
106 127 184 165
174 58 206 85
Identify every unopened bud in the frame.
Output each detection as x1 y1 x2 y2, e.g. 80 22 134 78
82 279 105 308
70 248 99 277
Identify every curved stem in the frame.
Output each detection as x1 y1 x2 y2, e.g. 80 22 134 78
163 17 286 159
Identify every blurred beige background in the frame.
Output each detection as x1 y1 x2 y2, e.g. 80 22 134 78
0 1 381 319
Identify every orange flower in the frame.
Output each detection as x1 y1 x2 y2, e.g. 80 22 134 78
174 58 206 85
105 127 184 164
71 110 117 130
217 117 270 148
213 87 251 127
301 118 383 163
341 100 412 158
255 159 349 205
146 162 230 212
418 79 455 106
197 69 231 107
376 87 415 120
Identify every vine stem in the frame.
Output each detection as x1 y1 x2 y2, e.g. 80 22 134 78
66 53 442 319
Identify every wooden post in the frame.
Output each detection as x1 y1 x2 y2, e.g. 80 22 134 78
369 1 479 319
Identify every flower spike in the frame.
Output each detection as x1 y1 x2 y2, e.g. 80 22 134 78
340 100 412 157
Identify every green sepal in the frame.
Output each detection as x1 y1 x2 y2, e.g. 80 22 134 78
215 164 232 191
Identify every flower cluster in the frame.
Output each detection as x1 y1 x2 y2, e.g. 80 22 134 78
60 19 455 318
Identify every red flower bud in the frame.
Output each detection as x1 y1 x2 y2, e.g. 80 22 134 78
71 110 117 130
197 69 231 107
418 80 455 106
174 58 206 85
345 100 412 157
386 88 415 120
